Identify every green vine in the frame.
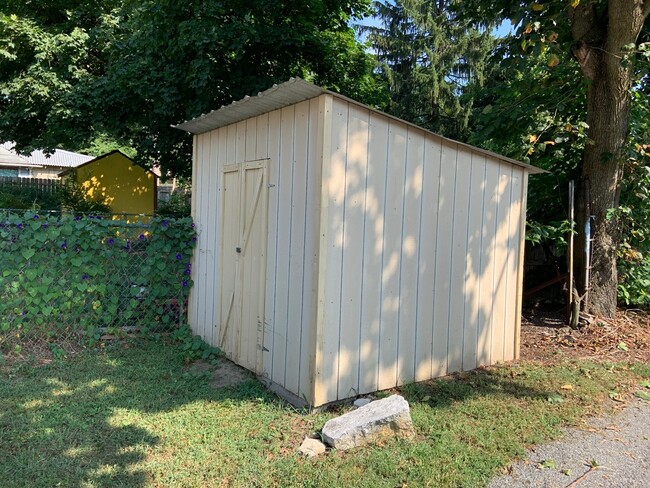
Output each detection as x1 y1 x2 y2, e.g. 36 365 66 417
0 211 196 352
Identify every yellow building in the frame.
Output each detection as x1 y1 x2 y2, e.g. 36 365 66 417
60 151 157 215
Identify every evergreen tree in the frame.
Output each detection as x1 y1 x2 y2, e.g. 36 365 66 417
364 0 494 140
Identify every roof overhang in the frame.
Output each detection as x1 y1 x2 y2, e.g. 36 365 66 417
0 161 44 168
174 78 325 134
58 150 159 179
174 78 546 174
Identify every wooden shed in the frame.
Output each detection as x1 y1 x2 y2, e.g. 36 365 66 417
59 150 157 216
176 78 543 408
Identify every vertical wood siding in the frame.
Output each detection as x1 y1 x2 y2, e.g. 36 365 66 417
190 93 528 407
318 98 526 403
189 101 322 403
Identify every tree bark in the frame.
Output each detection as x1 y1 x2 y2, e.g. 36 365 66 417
569 0 649 317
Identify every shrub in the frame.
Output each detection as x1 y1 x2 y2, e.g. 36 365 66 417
157 186 191 218
60 180 111 213
0 180 63 210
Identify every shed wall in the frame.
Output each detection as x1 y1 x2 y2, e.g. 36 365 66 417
313 97 526 406
72 152 156 215
188 99 323 402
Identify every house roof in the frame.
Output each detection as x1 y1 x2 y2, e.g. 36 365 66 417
0 146 35 168
1 141 93 168
174 78 546 174
58 150 158 178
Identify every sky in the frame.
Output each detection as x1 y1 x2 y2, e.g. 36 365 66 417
354 6 515 43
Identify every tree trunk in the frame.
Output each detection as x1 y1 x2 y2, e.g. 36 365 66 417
569 0 649 317
579 70 628 317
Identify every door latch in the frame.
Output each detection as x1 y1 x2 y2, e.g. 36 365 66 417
236 247 241 253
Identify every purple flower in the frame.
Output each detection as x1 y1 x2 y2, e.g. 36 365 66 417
184 269 191 275
191 223 195 228
42 223 48 229
182 280 188 287
138 233 146 241
176 253 182 260
61 242 67 250
82 274 88 280
107 238 114 246
162 219 170 227
33 214 39 220
74 216 81 221
192 236 197 242
17 223 23 229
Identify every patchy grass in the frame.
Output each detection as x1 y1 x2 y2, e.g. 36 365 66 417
1 340 648 488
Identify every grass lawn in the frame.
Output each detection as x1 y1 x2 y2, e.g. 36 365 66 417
1 339 648 488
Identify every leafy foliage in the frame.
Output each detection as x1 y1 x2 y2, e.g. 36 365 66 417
526 220 574 251
157 186 191 218
614 90 650 306
0 211 195 353
469 45 587 223
59 179 112 213
0 0 382 176
171 325 221 363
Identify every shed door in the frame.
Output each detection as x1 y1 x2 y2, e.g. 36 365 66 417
218 160 268 373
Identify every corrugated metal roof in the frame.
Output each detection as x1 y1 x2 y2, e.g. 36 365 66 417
174 78 545 174
174 78 325 134
1 142 93 168
0 146 34 167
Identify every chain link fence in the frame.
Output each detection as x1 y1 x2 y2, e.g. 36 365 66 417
0 210 195 361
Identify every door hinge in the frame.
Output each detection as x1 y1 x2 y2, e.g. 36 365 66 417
267 183 276 188
236 247 241 253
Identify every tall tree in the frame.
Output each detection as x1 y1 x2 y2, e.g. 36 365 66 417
0 0 122 152
459 0 650 317
364 0 493 140
0 0 380 176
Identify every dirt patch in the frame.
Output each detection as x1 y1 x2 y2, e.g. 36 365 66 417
520 303 650 364
188 358 255 389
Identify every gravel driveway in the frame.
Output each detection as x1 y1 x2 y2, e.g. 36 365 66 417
489 398 650 488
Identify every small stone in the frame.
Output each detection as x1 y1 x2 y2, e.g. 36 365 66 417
321 394 414 451
353 398 372 408
298 437 326 458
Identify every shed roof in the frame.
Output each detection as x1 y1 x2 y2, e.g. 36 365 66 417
1 141 93 168
58 150 158 178
174 78 545 174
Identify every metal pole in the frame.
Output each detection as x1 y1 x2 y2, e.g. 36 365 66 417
568 180 575 321
584 179 591 312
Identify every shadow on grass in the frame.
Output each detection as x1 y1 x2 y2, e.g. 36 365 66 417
397 366 552 409
0 338 599 488
0 339 276 488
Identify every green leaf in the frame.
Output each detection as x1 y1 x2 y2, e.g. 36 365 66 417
538 459 556 469
21 248 36 260
635 391 650 401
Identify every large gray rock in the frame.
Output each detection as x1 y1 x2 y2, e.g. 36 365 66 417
321 394 414 450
